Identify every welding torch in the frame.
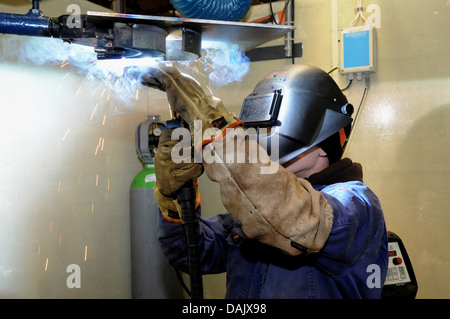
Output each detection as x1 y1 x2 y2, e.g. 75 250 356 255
170 114 204 300
146 113 204 300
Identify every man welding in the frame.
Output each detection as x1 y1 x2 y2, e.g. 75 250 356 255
142 63 388 298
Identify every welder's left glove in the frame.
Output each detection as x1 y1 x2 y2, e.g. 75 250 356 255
141 63 243 152
154 129 203 223
202 129 334 256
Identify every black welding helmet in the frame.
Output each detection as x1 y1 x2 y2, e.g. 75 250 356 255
239 64 354 165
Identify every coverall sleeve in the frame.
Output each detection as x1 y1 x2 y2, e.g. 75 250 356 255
317 182 388 276
157 206 236 274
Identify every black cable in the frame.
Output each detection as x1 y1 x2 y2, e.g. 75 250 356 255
342 73 370 156
327 67 338 74
351 87 368 131
341 79 353 91
269 0 279 25
341 86 367 155
327 68 352 91
174 269 191 297
177 180 204 299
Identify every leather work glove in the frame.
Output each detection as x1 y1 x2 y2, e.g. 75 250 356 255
141 63 243 152
154 129 203 223
202 129 334 256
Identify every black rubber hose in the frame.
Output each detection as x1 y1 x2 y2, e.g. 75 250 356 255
177 180 204 299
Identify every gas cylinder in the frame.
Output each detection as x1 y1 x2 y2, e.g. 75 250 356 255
129 117 182 298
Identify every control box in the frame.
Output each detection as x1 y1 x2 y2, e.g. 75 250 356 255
339 25 376 74
382 231 418 299
385 241 411 285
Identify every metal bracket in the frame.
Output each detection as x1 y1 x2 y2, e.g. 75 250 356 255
246 42 302 62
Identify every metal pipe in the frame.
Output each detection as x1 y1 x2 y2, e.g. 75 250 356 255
284 0 295 59
32 0 41 10
115 0 126 13
0 11 51 37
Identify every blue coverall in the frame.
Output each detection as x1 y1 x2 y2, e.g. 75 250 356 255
158 177 388 298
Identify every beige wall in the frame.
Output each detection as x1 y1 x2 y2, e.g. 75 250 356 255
0 0 448 299
333 0 449 300
200 0 450 299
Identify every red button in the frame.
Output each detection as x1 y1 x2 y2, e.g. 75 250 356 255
393 257 403 265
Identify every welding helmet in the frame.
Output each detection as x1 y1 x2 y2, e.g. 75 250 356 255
239 64 354 165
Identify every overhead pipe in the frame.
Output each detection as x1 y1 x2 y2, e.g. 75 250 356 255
170 0 253 21
0 5 52 37
0 2 85 40
284 0 295 59
115 0 127 13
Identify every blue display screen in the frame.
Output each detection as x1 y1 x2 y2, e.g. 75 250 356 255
343 30 370 68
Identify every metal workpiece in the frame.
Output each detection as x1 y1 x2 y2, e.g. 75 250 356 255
86 11 295 52
0 5 295 61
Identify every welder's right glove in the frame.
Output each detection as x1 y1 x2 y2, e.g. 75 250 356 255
154 129 203 223
141 63 243 153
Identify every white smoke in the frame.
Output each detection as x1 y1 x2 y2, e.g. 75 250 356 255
0 34 250 105
0 35 155 106
199 42 250 92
